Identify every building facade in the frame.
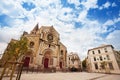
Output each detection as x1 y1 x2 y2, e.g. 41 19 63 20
114 51 120 70
87 45 120 73
67 52 82 71
1 24 67 71
0 54 2 60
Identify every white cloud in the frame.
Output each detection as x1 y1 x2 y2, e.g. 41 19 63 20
80 0 98 10
119 11 120 17
0 42 7 55
77 10 88 23
106 30 120 50
103 1 111 8
99 1 111 10
0 0 120 61
103 20 114 26
67 0 80 8
112 2 117 7
103 18 120 27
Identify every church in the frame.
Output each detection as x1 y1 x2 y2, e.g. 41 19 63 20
1 24 67 71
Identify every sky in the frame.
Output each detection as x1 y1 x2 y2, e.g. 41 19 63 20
0 0 120 60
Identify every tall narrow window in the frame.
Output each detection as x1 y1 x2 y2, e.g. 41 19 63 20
108 62 114 70
92 51 95 54
98 50 101 54
100 56 102 61
69 57 70 60
94 63 98 69
106 55 110 60
48 44 51 48
61 50 63 55
104 48 107 53
94 57 96 61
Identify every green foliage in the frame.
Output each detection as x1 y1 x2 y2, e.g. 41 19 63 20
82 58 86 68
5 37 28 61
100 61 107 69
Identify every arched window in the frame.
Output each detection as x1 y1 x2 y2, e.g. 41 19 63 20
61 50 63 55
94 57 96 61
100 56 102 61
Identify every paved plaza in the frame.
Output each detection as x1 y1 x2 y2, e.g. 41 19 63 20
2 72 120 80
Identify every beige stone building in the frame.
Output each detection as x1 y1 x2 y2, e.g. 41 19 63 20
0 54 2 59
1 24 67 71
114 50 120 70
67 52 82 71
87 44 120 73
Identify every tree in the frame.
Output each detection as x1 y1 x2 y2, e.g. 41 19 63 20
100 61 110 73
0 37 28 80
82 58 86 71
100 61 107 70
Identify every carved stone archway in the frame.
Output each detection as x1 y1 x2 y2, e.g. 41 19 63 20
22 49 34 68
42 49 53 69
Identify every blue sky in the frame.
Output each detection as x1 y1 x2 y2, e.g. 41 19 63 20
0 0 120 60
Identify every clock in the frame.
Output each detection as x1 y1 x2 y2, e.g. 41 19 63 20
47 34 53 41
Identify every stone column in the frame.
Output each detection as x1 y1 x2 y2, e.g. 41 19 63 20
56 45 60 71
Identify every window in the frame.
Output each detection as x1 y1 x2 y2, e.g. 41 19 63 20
98 50 101 53
92 51 95 54
30 41 34 48
108 62 114 70
104 58 106 60
105 51 108 53
100 56 102 61
94 63 98 69
49 44 51 48
94 57 96 61
106 55 110 60
104 48 108 53
97 58 99 60
61 50 63 55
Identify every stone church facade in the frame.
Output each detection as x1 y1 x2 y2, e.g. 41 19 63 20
22 24 67 70
1 24 67 71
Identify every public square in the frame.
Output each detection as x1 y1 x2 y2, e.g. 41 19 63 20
2 72 120 80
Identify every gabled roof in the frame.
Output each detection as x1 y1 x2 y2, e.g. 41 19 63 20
33 23 39 31
40 26 59 35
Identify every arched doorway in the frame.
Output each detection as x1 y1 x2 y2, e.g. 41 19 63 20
44 58 49 68
23 57 30 67
43 49 53 69
60 62 62 69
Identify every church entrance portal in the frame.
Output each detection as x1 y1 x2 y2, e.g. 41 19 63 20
23 57 30 67
44 58 49 68
43 49 53 69
60 62 62 69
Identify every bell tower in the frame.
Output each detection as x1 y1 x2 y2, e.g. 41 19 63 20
30 23 39 34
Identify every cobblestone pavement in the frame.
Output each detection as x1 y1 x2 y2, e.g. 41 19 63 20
2 72 120 80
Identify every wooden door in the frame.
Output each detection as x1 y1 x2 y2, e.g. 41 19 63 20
23 57 30 67
44 58 49 68
60 62 62 69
